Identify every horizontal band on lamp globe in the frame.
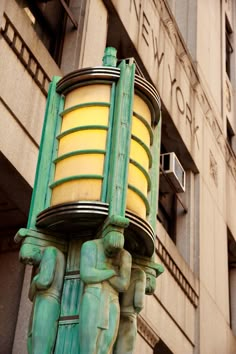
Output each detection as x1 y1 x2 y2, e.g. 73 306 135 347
131 134 153 168
56 67 121 95
50 174 104 189
134 77 161 120
53 149 106 163
56 125 109 140
128 184 150 215
60 101 110 117
133 111 154 144
129 158 151 191
56 67 161 119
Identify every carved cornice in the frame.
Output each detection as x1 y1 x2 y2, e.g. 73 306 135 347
157 0 199 87
156 237 199 307
1 13 50 96
225 78 232 113
137 314 160 348
209 150 218 186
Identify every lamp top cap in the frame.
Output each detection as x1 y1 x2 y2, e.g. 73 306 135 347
102 47 117 67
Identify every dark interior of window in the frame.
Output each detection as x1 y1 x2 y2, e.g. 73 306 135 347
226 16 233 79
227 119 235 150
16 0 67 65
158 144 177 242
228 229 236 330
154 339 173 354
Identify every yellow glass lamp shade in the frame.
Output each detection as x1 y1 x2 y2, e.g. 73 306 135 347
126 93 152 218
50 84 111 206
64 84 110 108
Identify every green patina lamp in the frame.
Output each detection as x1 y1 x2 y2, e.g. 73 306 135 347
16 47 164 354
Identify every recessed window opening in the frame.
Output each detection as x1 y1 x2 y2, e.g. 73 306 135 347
16 0 68 65
228 229 236 335
158 146 187 243
226 16 233 79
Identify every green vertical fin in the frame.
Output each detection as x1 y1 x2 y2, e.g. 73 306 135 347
27 76 62 229
101 83 116 202
107 60 135 217
148 113 162 233
45 95 64 207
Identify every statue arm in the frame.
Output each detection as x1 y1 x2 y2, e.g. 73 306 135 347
35 247 57 290
108 251 131 292
28 275 37 301
80 241 116 284
133 270 146 313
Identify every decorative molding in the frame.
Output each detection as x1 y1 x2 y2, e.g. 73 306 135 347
225 0 232 12
156 237 199 307
159 1 199 88
225 79 231 113
209 150 218 186
137 314 160 348
163 17 179 49
1 13 50 96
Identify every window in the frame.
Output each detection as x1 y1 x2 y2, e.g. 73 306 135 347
158 189 177 242
16 0 68 65
158 145 187 243
227 119 234 149
154 339 173 354
158 145 177 241
228 229 236 335
157 110 199 271
226 16 233 79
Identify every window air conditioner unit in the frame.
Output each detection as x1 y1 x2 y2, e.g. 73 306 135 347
160 152 185 193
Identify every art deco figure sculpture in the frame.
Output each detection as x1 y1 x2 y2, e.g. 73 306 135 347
20 244 65 354
79 232 132 354
113 265 146 354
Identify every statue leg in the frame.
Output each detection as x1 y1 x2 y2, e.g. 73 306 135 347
79 289 100 354
113 314 137 354
98 299 120 354
31 295 60 354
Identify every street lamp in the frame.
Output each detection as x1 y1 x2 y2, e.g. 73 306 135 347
16 47 163 354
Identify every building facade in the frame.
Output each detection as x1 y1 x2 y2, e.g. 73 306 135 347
1 0 236 353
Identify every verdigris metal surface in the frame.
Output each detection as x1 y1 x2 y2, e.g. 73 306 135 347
36 201 155 257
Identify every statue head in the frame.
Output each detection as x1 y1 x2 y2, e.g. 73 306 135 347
20 243 42 266
144 267 156 295
103 232 124 257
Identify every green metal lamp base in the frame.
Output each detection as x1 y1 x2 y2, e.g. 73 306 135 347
36 201 155 257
